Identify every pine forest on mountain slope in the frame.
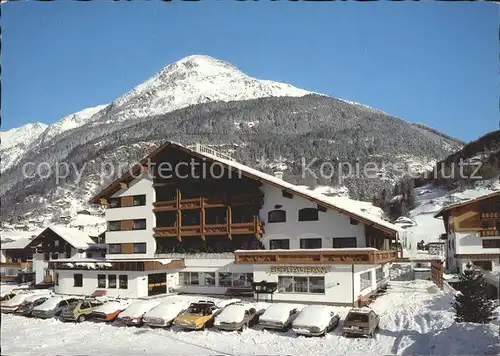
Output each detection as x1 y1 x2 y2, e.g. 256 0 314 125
1 94 465 220
0 55 472 222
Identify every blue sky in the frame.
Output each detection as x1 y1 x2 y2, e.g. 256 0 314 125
2 2 498 141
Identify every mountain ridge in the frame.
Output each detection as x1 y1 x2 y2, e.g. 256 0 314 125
0 55 464 223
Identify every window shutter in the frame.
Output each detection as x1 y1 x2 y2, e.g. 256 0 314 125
121 196 134 207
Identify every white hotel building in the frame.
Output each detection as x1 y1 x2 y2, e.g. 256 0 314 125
49 142 403 305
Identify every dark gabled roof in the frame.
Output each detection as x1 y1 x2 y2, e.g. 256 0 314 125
89 141 402 235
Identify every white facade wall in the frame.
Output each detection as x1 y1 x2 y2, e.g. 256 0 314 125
260 184 366 249
106 175 156 258
447 231 500 273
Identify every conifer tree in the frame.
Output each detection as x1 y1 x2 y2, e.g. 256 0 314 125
452 263 495 324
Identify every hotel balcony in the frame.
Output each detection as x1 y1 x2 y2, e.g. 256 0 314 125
233 249 397 265
153 194 256 212
153 220 263 238
480 212 500 220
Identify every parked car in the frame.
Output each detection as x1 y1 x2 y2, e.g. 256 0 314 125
342 308 380 338
214 302 262 331
173 300 220 330
292 305 340 337
257 303 304 331
61 298 104 322
32 296 83 319
116 299 161 326
15 294 53 317
0 291 17 304
1 293 34 313
143 301 189 328
91 300 133 322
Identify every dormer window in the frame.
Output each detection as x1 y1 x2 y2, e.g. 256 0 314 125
298 208 319 222
268 209 286 223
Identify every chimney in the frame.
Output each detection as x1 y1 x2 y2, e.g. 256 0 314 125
273 171 283 180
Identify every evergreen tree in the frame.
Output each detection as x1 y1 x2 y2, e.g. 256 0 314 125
452 264 495 324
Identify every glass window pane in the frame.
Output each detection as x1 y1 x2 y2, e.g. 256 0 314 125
190 272 199 285
218 272 232 287
278 276 293 293
232 273 247 287
309 277 325 294
202 272 215 286
294 277 308 293
360 271 371 291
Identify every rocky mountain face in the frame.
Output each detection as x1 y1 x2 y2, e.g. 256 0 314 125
0 55 464 222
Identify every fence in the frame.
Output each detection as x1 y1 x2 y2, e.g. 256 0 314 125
431 260 444 290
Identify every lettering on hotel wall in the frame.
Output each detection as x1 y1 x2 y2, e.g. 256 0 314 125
269 266 329 274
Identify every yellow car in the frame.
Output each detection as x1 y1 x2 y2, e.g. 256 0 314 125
173 300 219 330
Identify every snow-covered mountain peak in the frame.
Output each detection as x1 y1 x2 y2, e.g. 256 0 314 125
0 122 49 172
92 54 314 124
1 122 48 150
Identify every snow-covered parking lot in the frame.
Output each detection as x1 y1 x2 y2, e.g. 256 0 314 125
2 280 499 356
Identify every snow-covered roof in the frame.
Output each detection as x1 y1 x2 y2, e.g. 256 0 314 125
1 237 32 250
433 190 500 218
29 226 96 250
90 141 402 236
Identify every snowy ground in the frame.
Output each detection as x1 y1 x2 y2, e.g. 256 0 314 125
2 280 499 356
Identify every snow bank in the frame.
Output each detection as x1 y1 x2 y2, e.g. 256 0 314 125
118 300 161 318
292 305 337 329
260 303 304 323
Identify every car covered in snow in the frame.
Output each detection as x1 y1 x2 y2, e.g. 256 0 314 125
173 300 220 330
0 291 17 304
257 303 303 331
32 296 83 319
214 302 263 332
91 300 133 322
61 298 104 322
342 308 380 338
292 305 340 337
143 301 189 328
116 299 161 326
15 293 53 316
1 293 37 313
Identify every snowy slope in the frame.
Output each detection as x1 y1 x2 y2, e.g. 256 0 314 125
398 177 500 249
37 104 109 143
87 55 313 125
0 123 48 171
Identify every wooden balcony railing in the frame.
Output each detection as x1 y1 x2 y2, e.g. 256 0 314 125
154 220 262 238
153 194 256 212
480 230 499 237
480 212 500 220
0 262 32 270
234 249 397 265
